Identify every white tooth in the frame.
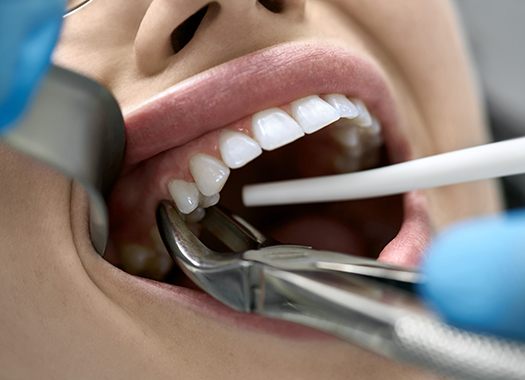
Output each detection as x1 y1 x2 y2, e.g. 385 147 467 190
200 193 220 208
252 108 304 151
219 130 262 169
353 99 373 127
362 116 382 135
322 94 360 119
290 95 340 134
189 154 230 196
167 180 200 214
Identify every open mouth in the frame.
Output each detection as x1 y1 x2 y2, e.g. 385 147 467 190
105 42 431 304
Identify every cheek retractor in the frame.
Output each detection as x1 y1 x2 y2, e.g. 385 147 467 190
242 137 525 207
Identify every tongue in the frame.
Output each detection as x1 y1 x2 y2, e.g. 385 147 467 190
269 215 365 256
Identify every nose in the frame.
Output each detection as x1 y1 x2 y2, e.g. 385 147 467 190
134 0 306 75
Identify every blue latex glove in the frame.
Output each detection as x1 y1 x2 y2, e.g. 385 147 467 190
420 210 525 341
0 0 65 131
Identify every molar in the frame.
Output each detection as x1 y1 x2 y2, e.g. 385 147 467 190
219 130 262 169
290 95 340 134
189 154 230 196
252 108 304 150
168 180 200 214
322 94 360 120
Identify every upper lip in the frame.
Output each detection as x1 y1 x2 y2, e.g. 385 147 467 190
123 41 407 169
110 40 428 267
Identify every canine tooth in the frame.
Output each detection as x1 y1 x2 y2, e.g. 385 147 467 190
168 180 200 214
200 193 220 208
189 154 230 196
353 99 373 127
219 130 262 169
252 108 304 150
290 95 340 134
322 94 359 119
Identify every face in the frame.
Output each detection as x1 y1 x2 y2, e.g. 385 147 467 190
0 0 501 378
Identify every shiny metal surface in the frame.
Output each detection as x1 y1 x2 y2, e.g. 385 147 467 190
157 202 525 379
64 0 94 17
2 66 125 254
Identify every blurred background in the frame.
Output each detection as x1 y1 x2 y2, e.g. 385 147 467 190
456 0 525 208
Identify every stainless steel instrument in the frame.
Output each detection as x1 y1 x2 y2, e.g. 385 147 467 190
157 201 525 380
2 65 125 254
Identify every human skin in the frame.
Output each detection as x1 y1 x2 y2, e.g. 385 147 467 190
0 0 501 379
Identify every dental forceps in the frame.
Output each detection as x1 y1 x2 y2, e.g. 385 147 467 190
157 201 525 380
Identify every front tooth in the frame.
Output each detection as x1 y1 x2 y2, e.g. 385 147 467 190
353 99 373 127
189 154 230 196
252 108 304 151
322 94 359 119
219 130 262 169
200 193 220 208
168 180 200 214
290 95 340 134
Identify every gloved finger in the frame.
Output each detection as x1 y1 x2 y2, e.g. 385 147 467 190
419 210 525 341
0 0 65 130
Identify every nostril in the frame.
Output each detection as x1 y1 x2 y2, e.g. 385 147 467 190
258 0 286 13
170 4 210 54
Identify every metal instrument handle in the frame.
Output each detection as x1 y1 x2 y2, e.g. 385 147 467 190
2 66 125 254
255 266 525 380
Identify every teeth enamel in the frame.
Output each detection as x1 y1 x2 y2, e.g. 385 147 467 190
168 180 200 214
363 116 382 134
322 94 360 120
290 95 340 134
252 108 304 151
189 154 230 196
353 99 373 127
219 130 262 169
162 94 382 211
200 193 220 208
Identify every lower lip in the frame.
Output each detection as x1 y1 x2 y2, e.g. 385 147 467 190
135 276 334 340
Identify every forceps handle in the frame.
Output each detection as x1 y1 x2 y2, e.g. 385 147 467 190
2 66 125 254
255 267 525 380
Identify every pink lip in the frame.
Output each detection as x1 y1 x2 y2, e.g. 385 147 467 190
108 41 431 338
124 41 408 169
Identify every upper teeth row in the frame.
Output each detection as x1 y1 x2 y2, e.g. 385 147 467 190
168 94 382 217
